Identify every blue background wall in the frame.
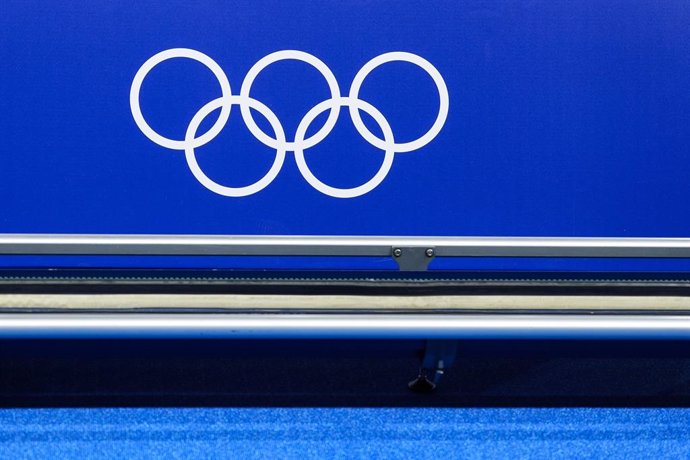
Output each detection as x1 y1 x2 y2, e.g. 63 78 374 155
2 1 689 237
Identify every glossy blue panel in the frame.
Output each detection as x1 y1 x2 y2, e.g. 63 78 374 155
2 1 690 270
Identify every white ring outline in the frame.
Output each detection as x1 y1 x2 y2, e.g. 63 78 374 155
130 48 233 151
185 96 286 197
130 48 449 199
294 97 395 199
239 50 341 151
348 51 449 153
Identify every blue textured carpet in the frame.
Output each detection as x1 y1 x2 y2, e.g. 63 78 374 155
2 340 690 458
0 408 688 459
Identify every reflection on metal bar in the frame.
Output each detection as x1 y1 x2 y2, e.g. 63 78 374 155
2 234 690 257
0 314 689 339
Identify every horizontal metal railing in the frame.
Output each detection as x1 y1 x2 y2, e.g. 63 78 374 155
0 313 688 339
1 234 690 258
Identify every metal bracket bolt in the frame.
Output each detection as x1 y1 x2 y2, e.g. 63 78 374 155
391 247 436 271
393 248 434 258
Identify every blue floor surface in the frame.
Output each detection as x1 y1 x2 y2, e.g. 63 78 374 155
2 340 690 458
0 408 688 459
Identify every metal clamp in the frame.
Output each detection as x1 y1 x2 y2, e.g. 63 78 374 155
392 246 435 271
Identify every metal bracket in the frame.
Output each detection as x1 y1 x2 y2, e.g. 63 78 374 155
392 246 435 271
409 339 459 393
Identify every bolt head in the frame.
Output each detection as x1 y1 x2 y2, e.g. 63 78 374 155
393 248 402 257
425 248 435 257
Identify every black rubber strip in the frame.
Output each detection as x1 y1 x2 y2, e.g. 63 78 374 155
2 269 690 296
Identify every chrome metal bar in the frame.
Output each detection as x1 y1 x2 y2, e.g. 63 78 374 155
1 234 690 257
0 314 688 339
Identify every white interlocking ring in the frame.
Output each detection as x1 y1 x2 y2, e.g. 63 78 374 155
348 52 449 153
240 50 341 152
185 96 286 197
130 48 449 198
130 48 232 151
294 97 395 199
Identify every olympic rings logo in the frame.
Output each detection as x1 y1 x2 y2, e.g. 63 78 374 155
130 48 449 198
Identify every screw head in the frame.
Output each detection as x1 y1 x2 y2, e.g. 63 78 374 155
425 248 435 257
393 248 402 257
